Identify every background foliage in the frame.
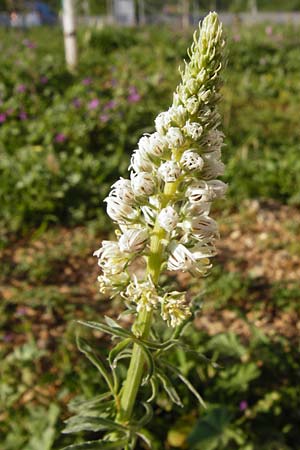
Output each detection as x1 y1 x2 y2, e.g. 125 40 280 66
1 20 300 450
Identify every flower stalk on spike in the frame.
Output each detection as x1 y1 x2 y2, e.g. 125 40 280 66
62 12 227 450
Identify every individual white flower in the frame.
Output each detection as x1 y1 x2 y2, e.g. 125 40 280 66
185 96 199 115
131 172 156 197
155 111 172 134
185 77 198 95
168 105 187 127
158 161 181 183
202 153 225 179
98 271 129 295
110 178 134 204
203 130 224 153
119 228 148 253
198 89 211 103
186 180 211 203
158 206 179 232
167 242 215 274
148 132 169 158
104 195 138 224
124 277 159 312
94 240 129 275
189 215 218 241
180 150 204 172
160 291 191 327
141 205 156 226
130 138 153 173
207 180 227 198
166 127 185 148
184 120 203 140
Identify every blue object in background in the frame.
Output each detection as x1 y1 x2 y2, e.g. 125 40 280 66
34 1 57 25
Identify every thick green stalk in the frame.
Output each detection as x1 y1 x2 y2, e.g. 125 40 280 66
118 182 177 424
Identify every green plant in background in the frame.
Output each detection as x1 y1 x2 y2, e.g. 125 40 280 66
62 12 226 450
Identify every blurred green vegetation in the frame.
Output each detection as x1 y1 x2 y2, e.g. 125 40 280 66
1 22 300 450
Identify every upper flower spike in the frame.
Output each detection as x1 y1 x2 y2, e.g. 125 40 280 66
94 12 226 327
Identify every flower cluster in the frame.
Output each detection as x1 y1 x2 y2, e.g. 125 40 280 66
94 12 226 327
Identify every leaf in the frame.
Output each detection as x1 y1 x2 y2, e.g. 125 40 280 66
61 439 128 450
161 361 206 408
187 407 232 447
147 377 158 403
104 316 123 329
78 320 132 340
206 332 246 358
131 403 153 430
63 416 127 434
109 338 132 368
68 393 112 413
77 337 114 393
156 370 183 407
136 430 153 449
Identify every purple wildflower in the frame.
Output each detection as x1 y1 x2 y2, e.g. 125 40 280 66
16 84 26 93
128 86 141 103
88 98 100 110
82 78 92 86
239 401 248 411
3 333 14 342
55 133 67 143
99 114 109 123
22 39 36 49
72 98 81 108
104 100 117 110
0 113 6 123
16 306 27 316
19 111 27 121
40 76 48 84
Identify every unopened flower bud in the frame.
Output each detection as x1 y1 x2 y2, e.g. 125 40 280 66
119 228 148 253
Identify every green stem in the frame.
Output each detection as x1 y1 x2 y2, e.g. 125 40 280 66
117 182 178 425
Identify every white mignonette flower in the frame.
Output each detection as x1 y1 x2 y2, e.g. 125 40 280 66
168 105 187 127
148 132 169 157
160 291 191 327
131 172 156 197
204 130 224 153
186 180 227 203
119 228 148 253
180 150 204 172
202 154 225 179
155 111 172 134
189 215 219 241
167 242 215 274
124 277 159 312
184 120 203 140
141 205 156 226
185 77 198 95
110 178 134 204
94 240 129 275
98 272 129 295
158 161 181 183
207 180 227 198
166 127 185 148
158 206 179 232
105 195 138 224
185 96 199 115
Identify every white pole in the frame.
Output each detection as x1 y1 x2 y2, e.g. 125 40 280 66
62 0 78 71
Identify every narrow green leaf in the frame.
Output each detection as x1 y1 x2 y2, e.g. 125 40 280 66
156 370 183 407
77 337 114 393
78 320 132 340
109 338 132 368
63 416 127 434
104 316 122 329
68 393 112 413
131 403 153 430
162 361 206 408
147 377 158 403
136 431 153 448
